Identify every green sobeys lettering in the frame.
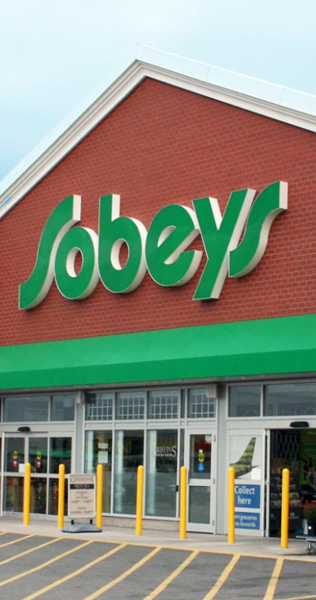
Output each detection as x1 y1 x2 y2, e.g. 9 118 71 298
145 204 202 286
229 181 288 277
55 226 99 299
98 194 147 293
18 182 288 310
19 195 81 309
192 189 255 300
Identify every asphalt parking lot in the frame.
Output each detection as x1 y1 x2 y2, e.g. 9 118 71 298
0 531 316 600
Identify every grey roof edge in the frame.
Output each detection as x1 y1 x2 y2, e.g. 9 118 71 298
1 55 316 221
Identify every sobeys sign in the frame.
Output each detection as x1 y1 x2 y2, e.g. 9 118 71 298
19 181 287 309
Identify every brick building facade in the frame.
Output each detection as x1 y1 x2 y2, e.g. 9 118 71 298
0 58 316 536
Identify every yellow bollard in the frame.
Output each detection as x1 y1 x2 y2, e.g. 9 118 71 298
23 463 31 526
58 464 65 530
179 466 187 540
228 466 235 543
135 465 144 536
96 464 104 529
281 468 290 549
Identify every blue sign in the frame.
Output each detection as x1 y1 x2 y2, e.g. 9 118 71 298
235 511 260 530
235 484 260 509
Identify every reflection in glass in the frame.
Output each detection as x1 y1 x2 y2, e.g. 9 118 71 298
29 438 48 474
5 437 25 472
51 395 75 421
190 434 211 480
264 383 316 416
4 476 23 511
229 386 261 417
50 438 72 474
48 478 68 515
189 486 210 524
30 478 47 513
85 392 113 420
113 431 143 514
116 392 145 420
148 391 179 419
3 396 49 422
188 389 216 418
145 430 178 518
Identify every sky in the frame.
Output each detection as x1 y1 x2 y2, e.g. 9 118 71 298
1 0 316 188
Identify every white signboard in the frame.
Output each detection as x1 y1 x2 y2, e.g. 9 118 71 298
98 450 108 464
68 474 95 519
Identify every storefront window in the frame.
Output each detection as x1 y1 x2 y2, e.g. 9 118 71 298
229 386 261 417
48 478 68 516
189 486 210 524
189 433 211 480
270 430 302 537
5 477 23 512
51 395 75 421
4 437 25 472
264 383 316 416
85 393 113 420
29 437 48 474
3 396 49 422
116 392 145 420
3 395 75 422
188 389 216 418
50 437 72 474
85 431 112 513
30 479 47 514
148 391 179 419
113 431 143 514
145 430 178 518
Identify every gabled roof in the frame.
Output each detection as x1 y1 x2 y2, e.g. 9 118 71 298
1 51 316 221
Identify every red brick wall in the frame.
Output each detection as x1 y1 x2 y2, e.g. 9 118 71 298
1 77 316 345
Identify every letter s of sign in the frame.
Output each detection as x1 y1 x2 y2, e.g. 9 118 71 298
192 181 288 299
229 181 288 278
19 196 82 309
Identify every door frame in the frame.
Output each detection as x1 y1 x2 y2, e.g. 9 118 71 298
184 428 217 533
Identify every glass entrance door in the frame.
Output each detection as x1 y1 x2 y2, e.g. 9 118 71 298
185 430 216 532
145 430 179 518
2 434 72 515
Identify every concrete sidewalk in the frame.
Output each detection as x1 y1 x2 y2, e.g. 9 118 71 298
0 515 314 559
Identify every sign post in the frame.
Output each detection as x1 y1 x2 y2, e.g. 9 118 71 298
62 473 102 533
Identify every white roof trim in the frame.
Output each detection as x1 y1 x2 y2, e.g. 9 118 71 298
1 57 316 220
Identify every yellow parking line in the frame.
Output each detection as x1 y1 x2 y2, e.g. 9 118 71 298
263 557 283 600
202 553 240 600
0 536 61 566
142 549 199 600
0 534 34 548
80 546 162 600
0 539 94 587
20 543 127 600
